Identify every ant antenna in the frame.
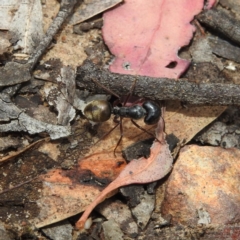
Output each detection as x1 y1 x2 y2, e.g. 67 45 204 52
123 79 137 106
90 78 120 99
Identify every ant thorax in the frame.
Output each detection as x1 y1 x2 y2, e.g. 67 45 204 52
112 95 161 125
112 105 146 120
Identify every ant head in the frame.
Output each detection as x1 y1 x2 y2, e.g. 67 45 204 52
84 100 112 122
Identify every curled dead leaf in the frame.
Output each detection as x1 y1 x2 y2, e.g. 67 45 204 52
76 110 173 229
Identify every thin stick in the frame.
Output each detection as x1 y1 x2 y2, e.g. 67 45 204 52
0 176 38 195
0 137 50 164
77 61 240 106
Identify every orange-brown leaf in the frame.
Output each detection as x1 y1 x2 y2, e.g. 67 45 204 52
76 114 173 229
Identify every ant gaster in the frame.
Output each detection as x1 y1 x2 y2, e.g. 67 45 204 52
83 79 161 156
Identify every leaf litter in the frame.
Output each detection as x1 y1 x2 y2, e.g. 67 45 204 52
0 0 231 236
34 153 126 228
76 109 173 229
33 0 222 230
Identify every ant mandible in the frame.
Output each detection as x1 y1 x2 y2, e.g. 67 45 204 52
83 79 161 156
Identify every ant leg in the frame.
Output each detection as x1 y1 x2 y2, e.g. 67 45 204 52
113 117 124 157
123 79 137 106
130 97 145 106
131 119 162 143
94 122 120 145
113 115 120 123
90 78 120 99
160 101 167 136
129 79 137 96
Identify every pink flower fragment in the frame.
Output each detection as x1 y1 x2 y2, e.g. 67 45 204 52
102 0 215 78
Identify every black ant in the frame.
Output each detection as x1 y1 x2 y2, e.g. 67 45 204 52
83 79 161 156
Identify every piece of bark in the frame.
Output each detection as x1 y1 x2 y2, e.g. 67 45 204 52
70 0 122 25
102 219 124 240
0 62 31 87
2 84 22 97
9 0 44 55
189 36 224 71
197 8 240 46
76 60 240 106
0 93 71 139
209 37 240 63
41 221 73 240
120 185 145 208
131 190 155 229
45 66 76 125
219 0 240 14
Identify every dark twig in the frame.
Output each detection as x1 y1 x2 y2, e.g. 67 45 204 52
76 61 240 106
197 8 240 46
27 0 79 71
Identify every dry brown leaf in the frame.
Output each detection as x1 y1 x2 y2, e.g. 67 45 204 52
33 102 224 228
76 113 173 229
33 155 125 228
165 101 226 143
71 0 122 25
33 114 157 228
